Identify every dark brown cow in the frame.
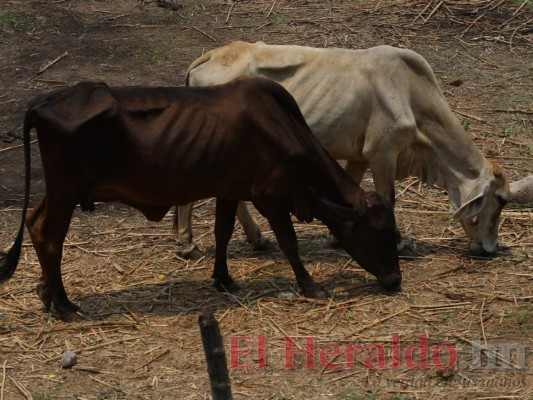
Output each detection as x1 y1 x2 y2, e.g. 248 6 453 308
0 77 401 321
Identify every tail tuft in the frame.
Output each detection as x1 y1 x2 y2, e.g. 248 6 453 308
0 226 24 283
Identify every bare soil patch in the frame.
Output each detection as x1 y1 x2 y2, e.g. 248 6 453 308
0 1 531 399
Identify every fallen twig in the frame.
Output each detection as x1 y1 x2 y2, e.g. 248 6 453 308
424 1 443 24
226 2 235 23
0 140 38 153
344 307 411 339
37 51 69 75
0 361 6 400
266 1 276 19
8 376 32 400
190 26 216 42
134 349 170 371
489 109 533 115
412 1 433 24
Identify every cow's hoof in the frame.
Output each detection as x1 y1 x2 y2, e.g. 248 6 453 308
398 244 418 258
180 247 205 261
252 238 276 252
302 285 329 300
328 235 341 249
213 276 241 293
53 307 82 322
52 299 81 322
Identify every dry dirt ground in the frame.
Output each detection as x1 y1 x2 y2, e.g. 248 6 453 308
0 1 532 399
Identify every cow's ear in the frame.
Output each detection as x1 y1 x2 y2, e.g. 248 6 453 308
453 182 489 220
490 160 510 200
490 160 506 179
453 171 498 220
453 193 487 220
318 197 364 222
364 192 388 215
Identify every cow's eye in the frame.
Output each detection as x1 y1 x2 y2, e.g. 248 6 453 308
471 216 479 225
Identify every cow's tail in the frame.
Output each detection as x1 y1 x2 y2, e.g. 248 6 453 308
0 108 33 282
184 51 212 87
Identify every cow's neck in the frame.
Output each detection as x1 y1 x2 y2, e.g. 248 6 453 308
316 143 367 207
310 191 355 242
423 118 489 211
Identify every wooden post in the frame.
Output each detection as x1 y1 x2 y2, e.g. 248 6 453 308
198 313 233 400
510 174 533 204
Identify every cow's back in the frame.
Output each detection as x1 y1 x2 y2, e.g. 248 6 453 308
187 43 448 162
27 78 339 209
186 42 508 258
106 80 313 205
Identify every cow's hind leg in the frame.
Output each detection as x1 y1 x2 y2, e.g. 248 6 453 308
175 203 205 260
212 198 240 293
257 200 328 299
26 196 78 321
236 202 272 250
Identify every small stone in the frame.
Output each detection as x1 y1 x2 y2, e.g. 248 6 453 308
60 350 78 369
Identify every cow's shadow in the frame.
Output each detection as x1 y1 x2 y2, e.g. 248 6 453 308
69 233 503 321
73 274 388 321
405 237 512 259
70 234 389 321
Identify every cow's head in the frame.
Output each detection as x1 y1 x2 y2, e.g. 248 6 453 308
322 192 402 291
453 161 509 256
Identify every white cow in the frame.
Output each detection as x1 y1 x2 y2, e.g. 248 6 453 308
178 41 509 258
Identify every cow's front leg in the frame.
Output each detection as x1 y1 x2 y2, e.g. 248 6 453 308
26 197 79 321
176 203 205 260
369 158 415 257
258 201 328 299
327 160 369 249
212 198 240 292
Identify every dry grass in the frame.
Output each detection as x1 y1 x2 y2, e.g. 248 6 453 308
0 189 531 399
0 1 532 399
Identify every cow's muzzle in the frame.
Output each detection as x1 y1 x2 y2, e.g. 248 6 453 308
468 240 498 256
378 274 402 292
